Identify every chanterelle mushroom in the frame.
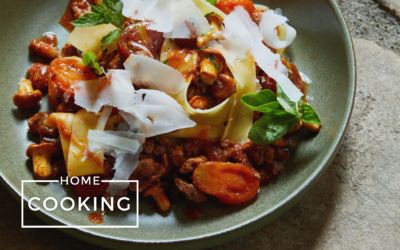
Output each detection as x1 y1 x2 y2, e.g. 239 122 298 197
26 142 62 180
12 78 42 109
143 182 171 212
197 13 225 49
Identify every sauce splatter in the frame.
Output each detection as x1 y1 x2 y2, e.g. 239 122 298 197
88 212 103 224
183 205 203 221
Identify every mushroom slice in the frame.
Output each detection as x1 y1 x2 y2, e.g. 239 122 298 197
26 143 62 180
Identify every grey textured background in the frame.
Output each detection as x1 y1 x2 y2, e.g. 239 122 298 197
1 0 400 249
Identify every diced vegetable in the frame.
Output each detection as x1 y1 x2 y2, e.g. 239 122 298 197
216 0 255 15
192 162 260 204
49 57 98 95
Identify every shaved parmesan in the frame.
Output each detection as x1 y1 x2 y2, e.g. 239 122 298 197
259 10 296 50
124 54 187 95
86 130 146 196
135 89 189 116
164 0 211 38
66 24 118 53
218 13 252 61
120 104 196 137
74 70 135 112
108 151 142 196
122 0 210 39
87 130 144 154
226 7 303 102
121 0 173 33
96 106 113 131
300 71 312 84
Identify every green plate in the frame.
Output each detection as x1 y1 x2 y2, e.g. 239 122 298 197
0 0 355 249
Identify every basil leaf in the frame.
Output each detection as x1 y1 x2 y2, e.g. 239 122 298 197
206 0 217 6
100 29 122 50
300 104 322 124
71 12 106 27
248 110 298 145
276 84 297 114
71 0 125 29
247 101 281 113
82 52 103 75
241 90 277 110
206 54 219 71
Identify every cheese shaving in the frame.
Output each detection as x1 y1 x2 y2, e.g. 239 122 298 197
259 10 296 50
121 0 174 33
223 7 303 102
74 70 135 113
122 0 210 39
86 130 145 196
120 104 196 137
124 54 187 95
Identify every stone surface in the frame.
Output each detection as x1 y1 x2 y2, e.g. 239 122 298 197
375 0 400 20
338 0 400 54
1 38 399 249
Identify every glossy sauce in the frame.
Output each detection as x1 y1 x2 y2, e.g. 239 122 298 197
88 212 103 224
59 0 77 32
182 205 203 221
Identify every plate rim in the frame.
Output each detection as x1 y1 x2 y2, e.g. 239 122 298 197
0 0 356 248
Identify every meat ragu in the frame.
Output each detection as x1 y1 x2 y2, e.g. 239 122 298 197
14 0 322 218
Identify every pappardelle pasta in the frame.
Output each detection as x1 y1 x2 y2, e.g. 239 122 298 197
14 0 321 214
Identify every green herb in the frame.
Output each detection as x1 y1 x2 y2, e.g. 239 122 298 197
163 59 169 64
206 54 219 71
202 28 213 36
199 82 206 87
82 52 103 75
147 116 154 123
242 85 321 144
249 110 298 145
113 123 118 127
100 29 122 50
205 12 216 18
197 47 208 52
156 136 160 141
71 0 125 50
206 0 217 6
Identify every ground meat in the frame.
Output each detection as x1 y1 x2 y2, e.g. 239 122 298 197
129 158 170 192
151 137 169 157
142 138 155 154
103 155 116 179
174 178 208 203
26 63 49 90
71 0 93 19
118 20 164 60
169 145 186 168
204 139 234 162
253 111 263 122
28 111 58 138
180 156 207 174
230 143 252 166
182 139 207 157
258 161 283 183
107 53 125 70
274 148 289 163
244 142 274 166
60 44 80 58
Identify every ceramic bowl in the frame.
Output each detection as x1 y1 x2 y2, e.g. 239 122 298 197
0 0 355 249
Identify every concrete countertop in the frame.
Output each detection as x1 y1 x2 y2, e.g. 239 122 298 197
1 0 400 249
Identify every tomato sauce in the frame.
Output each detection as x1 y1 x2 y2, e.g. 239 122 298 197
182 205 203 221
88 212 103 224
